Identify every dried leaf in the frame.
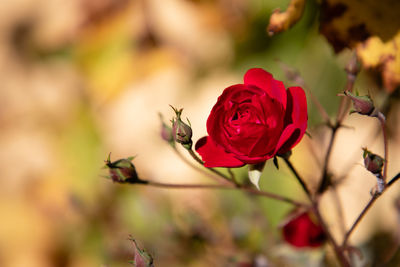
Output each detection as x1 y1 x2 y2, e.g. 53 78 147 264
267 0 306 36
356 31 400 92
320 0 400 52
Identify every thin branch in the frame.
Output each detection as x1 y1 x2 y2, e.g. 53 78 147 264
317 54 359 195
336 53 359 124
387 173 400 187
283 157 312 201
143 180 307 206
342 172 400 247
318 124 340 193
172 147 230 185
342 194 378 247
187 148 233 183
378 114 388 182
279 61 332 125
228 168 240 187
283 157 349 266
313 202 351 267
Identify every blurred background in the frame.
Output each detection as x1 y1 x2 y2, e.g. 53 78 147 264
0 0 399 266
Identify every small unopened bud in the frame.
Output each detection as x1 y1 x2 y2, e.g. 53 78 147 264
345 53 361 77
171 106 193 150
282 210 326 248
343 91 376 116
363 148 384 175
129 236 154 267
104 154 146 184
159 113 175 146
363 148 385 193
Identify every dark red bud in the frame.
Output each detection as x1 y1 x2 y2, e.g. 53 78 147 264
129 236 154 267
171 106 193 149
159 113 175 145
362 148 384 175
344 91 375 116
282 211 326 248
104 154 146 184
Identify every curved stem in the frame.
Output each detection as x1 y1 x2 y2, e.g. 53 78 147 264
342 194 378 247
342 173 400 247
172 147 229 185
147 181 232 189
279 62 331 125
313 202 351 267
378 114 388 181
228 168 240 187
283 158 349 266
336 53 359 124
187 148 234 183
388 173 400 187
143 180 306 206
283 157 312 201
318 123 340 193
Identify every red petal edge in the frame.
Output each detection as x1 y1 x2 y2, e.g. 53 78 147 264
276 87 308 154
286 86 307 131
243 68 287 109
195 136 245 168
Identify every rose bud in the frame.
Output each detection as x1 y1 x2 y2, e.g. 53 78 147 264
171 106 193 150
129 236 154 267
342 91 376 116
362 148 384 175
363 148 385 193
282 211 326 248
159 113 175 146
195 68 307 168
104 154 146 184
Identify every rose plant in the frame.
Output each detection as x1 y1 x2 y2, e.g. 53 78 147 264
195 68 307 168
106 62 400 267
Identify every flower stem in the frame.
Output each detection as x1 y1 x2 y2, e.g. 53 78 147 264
143 180 306 206
318 123 340 193
172 146 229 185
283 158 350 266
342 172 400 247
187 148 233 183
388 173 400 187
279 61 331 125
336 52 359 124
377 113 388 182
283 157 312 201
342 193 378 247
228 168 240 187
313 202 351 267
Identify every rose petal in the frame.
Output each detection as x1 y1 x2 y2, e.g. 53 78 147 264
285 86 307 132
244 68 287 109
276 87 308 154
195 136 245 168
283 212 325 248
274 124 299 155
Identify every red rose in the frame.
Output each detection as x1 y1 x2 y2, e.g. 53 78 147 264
282 211 326 248
195 68 307 167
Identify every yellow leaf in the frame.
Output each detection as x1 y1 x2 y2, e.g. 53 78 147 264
267 0 306 36
320 0 400 52
356 31 400 92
